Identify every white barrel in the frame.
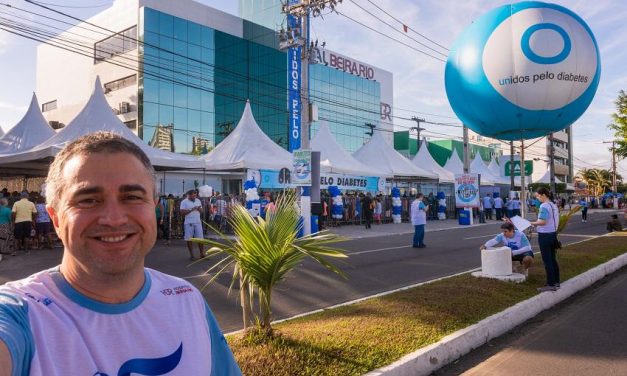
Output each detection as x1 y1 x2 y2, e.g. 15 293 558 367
481 247 512 276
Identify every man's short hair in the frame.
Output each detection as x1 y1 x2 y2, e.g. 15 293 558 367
46 131 155 210
500 222 515 232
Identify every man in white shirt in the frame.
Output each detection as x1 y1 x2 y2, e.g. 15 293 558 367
410 193 429 248
180 190 204 260
0 132 240 375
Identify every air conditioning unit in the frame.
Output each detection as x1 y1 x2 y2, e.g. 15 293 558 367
119 102 131 114
49 121 61 129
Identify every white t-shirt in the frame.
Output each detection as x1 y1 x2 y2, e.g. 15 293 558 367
0 268 241 376
410 199 427 225
180 198 202 224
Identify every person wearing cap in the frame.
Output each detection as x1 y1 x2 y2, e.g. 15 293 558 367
0 132 240 375
11 191 37 254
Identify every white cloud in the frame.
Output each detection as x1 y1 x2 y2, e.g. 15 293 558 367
0 101 26 112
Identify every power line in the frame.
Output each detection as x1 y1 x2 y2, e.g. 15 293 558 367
348 0 447 58
31 0 112 8
335 10 446 63
362 0 449 52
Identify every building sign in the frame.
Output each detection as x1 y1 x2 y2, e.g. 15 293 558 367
504 160 533 176
311 48 375 80
259 169 380 192
287 1 301 152
292 149 311 186
454 174 480 208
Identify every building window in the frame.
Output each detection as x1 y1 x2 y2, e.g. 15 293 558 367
94 26 137 63
42 100 57 112
124 120 137 129
104 75 137 93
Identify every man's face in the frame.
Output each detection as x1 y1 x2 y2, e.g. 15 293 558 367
189 192 197 201
48 152 157 279
502 229 514 238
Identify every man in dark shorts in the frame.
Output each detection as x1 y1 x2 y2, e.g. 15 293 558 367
11 192 37 253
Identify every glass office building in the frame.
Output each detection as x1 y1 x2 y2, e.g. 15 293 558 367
38 1 389 157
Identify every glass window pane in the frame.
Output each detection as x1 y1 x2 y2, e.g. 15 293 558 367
173 17 187 41
159 13 173 37
188 22 201 45
143 8 159 32
173 84 187 108
143 78 158 103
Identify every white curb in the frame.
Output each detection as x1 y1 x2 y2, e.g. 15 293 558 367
365 251 627 376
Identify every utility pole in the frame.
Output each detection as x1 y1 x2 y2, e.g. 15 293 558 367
410 116 425 154
463 125 469 173
520 139 526 218
510 141 515 190
548 133 556 196
603 141 618 208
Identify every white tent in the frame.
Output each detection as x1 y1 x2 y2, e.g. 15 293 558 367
443 150 464 175
0 93 55 154
470 153 497 185
353 131 437 179
0 127 4 138
0 78 204 170
488 158 501 177
411 139 454 183
311 121 386 177
201 100 292 171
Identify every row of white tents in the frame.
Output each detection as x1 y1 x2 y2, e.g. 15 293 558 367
0 77 558 188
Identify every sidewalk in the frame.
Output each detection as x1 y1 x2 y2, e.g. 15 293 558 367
327 219 495 240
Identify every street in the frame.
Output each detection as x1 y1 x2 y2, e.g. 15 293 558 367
0 210 616 332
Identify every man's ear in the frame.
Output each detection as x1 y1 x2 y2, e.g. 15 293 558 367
47 205 60 229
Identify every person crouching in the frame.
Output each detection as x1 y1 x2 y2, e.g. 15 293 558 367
480 222 533 276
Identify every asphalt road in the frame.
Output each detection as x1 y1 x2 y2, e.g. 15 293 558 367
434 265 627 376
0 210 616 332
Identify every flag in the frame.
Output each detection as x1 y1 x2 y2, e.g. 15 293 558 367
403 24 408 32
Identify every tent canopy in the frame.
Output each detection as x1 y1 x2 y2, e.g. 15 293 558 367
0 93 55 154
443 150 464 175
0 78 204 170
311 121 387 177
201 100 292 171
533 168 563 184
412 139 454 183
353 131 437 179
469 153 497 185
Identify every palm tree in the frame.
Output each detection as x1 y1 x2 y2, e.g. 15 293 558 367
193 192 347 337
576 168 613 196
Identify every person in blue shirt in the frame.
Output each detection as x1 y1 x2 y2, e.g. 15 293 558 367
530 187 561 293
579 198 588 222
410 193 429 248
481 222 533 276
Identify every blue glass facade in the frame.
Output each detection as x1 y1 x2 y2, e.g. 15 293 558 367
138 7 381 155
139 7 287 153
310 64 381 152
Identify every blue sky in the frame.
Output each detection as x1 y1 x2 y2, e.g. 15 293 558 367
0 0 625 174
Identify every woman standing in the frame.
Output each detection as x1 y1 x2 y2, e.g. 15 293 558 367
530 187 561 292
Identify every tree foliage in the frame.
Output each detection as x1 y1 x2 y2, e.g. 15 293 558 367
192 192 347 338
608 90 627 158
575 168 619 195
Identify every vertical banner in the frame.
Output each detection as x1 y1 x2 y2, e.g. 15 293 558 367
287 1 302 152
292 149 311 185
454 173 480 208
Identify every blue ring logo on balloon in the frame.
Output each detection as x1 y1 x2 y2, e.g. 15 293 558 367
520 23 571 64
445 2 600 140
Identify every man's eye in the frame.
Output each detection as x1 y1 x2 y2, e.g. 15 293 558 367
77 199 98 207
125 195 144 201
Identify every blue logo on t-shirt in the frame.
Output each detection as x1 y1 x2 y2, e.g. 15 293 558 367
93 343 183 376
507 241 519 251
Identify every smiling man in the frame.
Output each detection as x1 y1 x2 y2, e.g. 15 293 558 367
0 132 241 376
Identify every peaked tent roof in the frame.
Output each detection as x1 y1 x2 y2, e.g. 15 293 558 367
0 78 204 169
443 150 464 175
0 127 4 138
353 131 437 179
0 93 55 154
469 153 497 185
488 158 501 177
311 121 387 177
200 100 292 170
411 139 454 183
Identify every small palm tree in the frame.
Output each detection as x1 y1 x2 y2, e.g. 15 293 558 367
193 192 348 337
557 205 583 234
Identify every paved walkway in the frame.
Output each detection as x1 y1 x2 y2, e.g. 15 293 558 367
327 219 494 239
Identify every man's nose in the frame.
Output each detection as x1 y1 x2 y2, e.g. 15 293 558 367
98 200 129 227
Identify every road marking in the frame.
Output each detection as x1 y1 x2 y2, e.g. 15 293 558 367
559 234 597 238
348 245 410 256
464 234 495 240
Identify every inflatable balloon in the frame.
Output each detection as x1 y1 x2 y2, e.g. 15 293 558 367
445 1 600 140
